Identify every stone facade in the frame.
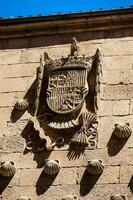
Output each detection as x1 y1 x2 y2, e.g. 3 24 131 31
0 9 133 200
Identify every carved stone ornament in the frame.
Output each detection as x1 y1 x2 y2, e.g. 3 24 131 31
31 37 103 149
43 159 61 175
15 99 29 111
113 123 132 139
62 195 79 200
0 161 16 177
110 194 126 200
86 159 104 175
71 112 97 147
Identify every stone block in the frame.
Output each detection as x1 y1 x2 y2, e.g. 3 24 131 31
20 167 77 186
0 51 21 65
104 55 133 70
20 168 42 186
5 120 27 136
38 185 79 200
130 99 133 115
3 134 25 153
0 186 36 200
53 168 77 185
78 184 131 200
1 153 37 169
101 84 133 100
42 45 70 59
97 115 133 148
0 93 14 107
120 165 133 184
0 63 38 79
20 49 41 63
32 150 85 168
77 166 119 185
7 169 21 187
0 121 7 135
100 41 125 56
99 100 113 116
83 148 129 166
103 70 133 84
0 78 28 93
1 185 79 200
27 75 36 90
112 100 130 116
122 40 133 54
0 108 11 122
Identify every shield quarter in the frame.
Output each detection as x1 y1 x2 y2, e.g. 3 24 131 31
46 66 89 115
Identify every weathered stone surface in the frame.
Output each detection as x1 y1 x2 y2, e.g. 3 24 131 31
3 135 25 153
1 185 79 200
103 70 133 84
0 93 14 107
1 153 37 169
104 55 133 70
101 84 133 100
0 121 7 135
112 100 130 116
0 63 38 79
78 184 132 200
120 165 133 184
98 115 133 148
77 166 119 184
0 51 21 65
100 42 125 56
20 49 41 63
84 148 133 166
20 167 77 186
0 78 28 93
99 100 113 116
130 99 133 115
0 108 11 122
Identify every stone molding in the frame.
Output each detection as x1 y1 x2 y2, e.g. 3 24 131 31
0 8 133 39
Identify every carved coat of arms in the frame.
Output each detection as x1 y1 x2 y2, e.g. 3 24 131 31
32 37 102 149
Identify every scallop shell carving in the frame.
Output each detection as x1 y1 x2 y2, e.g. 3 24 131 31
87 159 104 175
0 161 16 177
15 99 29 111
111 194 126 200
113 123 132 139
44 160 60 175
62 195 79 200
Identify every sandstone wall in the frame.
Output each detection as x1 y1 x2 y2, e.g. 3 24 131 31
0 29 133 200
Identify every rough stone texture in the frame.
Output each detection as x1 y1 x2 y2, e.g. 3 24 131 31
0 25 133 200
0 63 38 79
112 100 130 116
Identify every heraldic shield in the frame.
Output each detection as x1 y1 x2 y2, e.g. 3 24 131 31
33 37 102 148
46 67 88 115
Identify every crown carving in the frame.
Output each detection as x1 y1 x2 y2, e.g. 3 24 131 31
44 37 93 71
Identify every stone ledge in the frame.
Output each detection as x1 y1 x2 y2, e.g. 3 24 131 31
0 8 133 39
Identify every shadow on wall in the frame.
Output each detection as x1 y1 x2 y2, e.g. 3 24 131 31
67 143 85 160
36 170 58 195
128 175 133 193
80 169 101 196
0 29 133 50
107 131 129 156
10 79 36 123
0 175 13 195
